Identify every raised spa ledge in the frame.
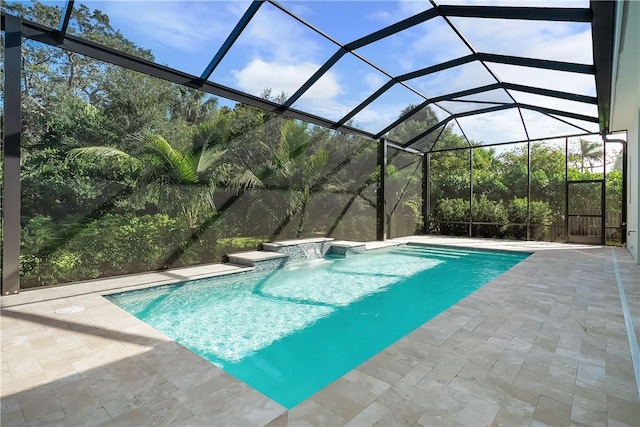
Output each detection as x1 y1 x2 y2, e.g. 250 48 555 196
261 238 334 262
261 237 334 249
328 240 366 256
227 250 289 271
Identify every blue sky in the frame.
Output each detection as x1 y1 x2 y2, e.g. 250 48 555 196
8 0 600 143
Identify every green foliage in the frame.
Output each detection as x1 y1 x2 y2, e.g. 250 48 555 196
505 198 553 239
433 198 469 235
568 139 604 172
21 214 185 287
433 196 554 240
387 105 439 145
606 170 623 213
384 149 423 238
10 1 626 288
217 237 269 256
567 168 604 181
472 195 507 237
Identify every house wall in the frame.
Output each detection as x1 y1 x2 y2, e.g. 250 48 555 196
611 0 640 263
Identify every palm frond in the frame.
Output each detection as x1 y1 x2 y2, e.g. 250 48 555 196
66 146 140 171
228 169 264 193
280 119 310 161
200 183 217 211
306 148 328 175
196 148 227 174
141 134 198 184
194 114 230 150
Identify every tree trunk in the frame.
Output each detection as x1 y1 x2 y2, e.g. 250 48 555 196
295 193 310 238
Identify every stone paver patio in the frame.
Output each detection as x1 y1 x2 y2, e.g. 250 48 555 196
1 237 639 426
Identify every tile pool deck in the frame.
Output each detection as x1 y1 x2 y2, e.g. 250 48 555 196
1 237 639 426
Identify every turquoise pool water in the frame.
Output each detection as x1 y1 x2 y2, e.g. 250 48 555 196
106 245 528 408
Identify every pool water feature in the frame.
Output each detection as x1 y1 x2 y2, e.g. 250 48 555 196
106 245 528 408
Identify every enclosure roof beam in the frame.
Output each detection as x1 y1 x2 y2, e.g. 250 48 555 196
502 83 598 104
58 0 74 40
380 0 597 142
263 1 445 124
374 81 597 140
374 84 502 139
199 0 263 82
360 52 594 137
477 53 594 74
344 8 439 50
402 103 598 149
1 0 609 149
336 55 475 128
437 5 592 22
280 48 347 110
249 1 597 138
1 13 377 142
395 55 476 81
518 103 599 123
402 104 511 148
335 80 396 128
427 130 597 153
590 0 616 133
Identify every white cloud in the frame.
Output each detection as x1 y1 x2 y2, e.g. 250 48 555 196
407 61 496 98
95 0 600 143
509 91 598 118
408 17 471 66
519 109 595 140
240 3 328 63
536 30 593 64
232 59 342 99
450 17 593 64
351 103 414 133
488 63 596 96
296 100 356 122
397 0 433 17
288 3 313 18
366 1 432 25
363 72 385 90
456 108 528 144
94 1 239 53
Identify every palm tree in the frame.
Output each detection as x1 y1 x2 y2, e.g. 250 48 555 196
570 139 604 172
170 87 219 125
264 119 328 238
384 161 422 238
67 114 262 231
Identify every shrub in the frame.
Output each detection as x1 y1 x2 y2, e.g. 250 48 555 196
506 197 528 239
471 195 507 238
506 197 553 240
433 198 469 235
529 200 553 240
21 213 186 287
216 236 269 259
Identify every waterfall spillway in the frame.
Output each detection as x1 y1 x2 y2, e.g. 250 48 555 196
259 238 334 265
300 244 322 261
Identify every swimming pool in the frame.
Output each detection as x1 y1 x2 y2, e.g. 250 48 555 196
106 244 528 408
